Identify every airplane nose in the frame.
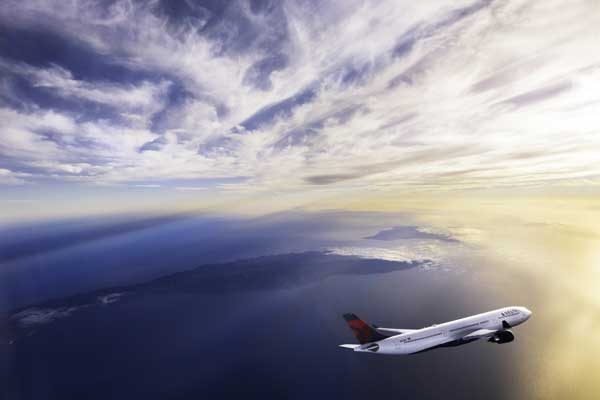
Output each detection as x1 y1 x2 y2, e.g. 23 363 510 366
523 308 532 319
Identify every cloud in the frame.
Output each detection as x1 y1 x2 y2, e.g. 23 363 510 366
97 292 124 305
327 247 439 267
11 306 83 327
0 168 30 185
364 226 459 242
27 63 168 110
11 292 125 327
0 0 599 209
175 186 207 191
305 173 362 185
493 80 573 109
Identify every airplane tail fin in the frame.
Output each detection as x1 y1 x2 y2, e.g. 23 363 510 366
343 313 389 344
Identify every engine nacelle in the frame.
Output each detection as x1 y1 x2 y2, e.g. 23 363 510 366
488 330 514 344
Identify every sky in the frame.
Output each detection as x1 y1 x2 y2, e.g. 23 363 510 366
1 4 600 396
1 0 599 222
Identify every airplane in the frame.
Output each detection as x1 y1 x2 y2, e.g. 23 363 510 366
339 306 532 355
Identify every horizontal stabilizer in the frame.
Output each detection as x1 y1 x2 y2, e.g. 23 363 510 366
339 344 360 349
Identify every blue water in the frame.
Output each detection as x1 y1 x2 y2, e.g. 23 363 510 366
2 255 516 399
0 212 532 399
0 212 380 310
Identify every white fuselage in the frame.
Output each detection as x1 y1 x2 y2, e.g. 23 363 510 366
356 306 532 355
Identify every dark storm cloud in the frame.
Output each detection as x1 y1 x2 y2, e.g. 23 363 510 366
365 226 459 242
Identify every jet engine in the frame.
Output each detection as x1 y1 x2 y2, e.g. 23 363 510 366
488 330 514 344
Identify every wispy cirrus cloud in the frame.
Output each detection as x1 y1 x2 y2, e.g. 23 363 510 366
0 0 599 214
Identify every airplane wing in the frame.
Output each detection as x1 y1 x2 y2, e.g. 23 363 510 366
375 327 416 335
339 344 360 349
462 328 498 340
409 329 499 353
